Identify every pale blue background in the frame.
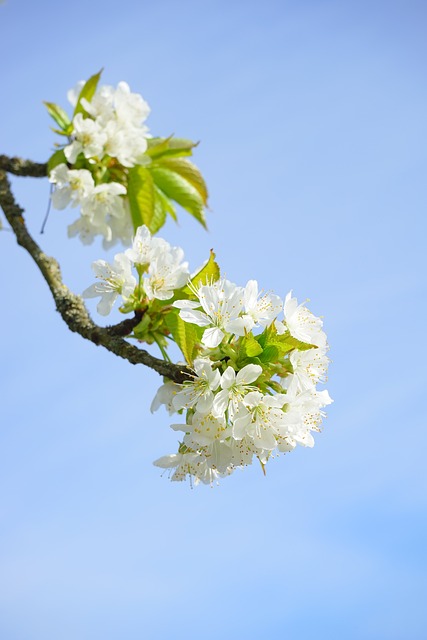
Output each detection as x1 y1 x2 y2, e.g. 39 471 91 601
1 1 426 639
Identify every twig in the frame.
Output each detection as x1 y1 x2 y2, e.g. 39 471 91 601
0 155 48 178
0 158 192 384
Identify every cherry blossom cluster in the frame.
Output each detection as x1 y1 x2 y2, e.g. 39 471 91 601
41 72 332 488
152 279 332 485
83 225 189 315
49 162 132 247
83 224 332 486
49 80 151 247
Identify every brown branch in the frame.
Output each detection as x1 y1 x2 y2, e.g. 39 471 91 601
0 160 191 384
105 311 144 337
0 155 48 178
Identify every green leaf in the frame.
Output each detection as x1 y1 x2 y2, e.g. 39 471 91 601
43 102 72 133
154 184 177 222
150 166 206 228
278 335 318 352
73 69 103 117
263 325 318 356
158 158 208 203
165 309 201 365
128 164 193 234
146 137 197 160
151 192 168 234
133 314 152 338
50 128 71 137
47 149 67 174
241 333 264 358
182 250 220 295
257 324 317 362
127 165 156 232
259 345 280 363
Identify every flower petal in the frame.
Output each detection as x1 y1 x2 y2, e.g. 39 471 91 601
202 327 224 348
236 364 262 385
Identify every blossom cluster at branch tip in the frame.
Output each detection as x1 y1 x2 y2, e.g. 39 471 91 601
152 278 333 486
49 79 151 247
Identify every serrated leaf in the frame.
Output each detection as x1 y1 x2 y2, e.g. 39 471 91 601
165 310 201 365
150 166 206 228
151 191 168 234
268 333 317 356
241 333 264 358
50 127 71 137
278 335 318 352
47 149 67 174
44 102 72 132
182 250 220 295
157 158 208 203
259 345 280 363
73 69 103 117
256 327 269 349
146 137 197 160
127 165 155 232
154 184 177 222
259 324 317 355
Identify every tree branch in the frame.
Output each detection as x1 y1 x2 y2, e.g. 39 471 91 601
0 155 48 178
0 158 192 384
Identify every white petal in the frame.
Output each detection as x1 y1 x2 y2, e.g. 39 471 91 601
173 299 200 310
202 327 224 348
236 364 262 385
225 317 247 336
97 292 117 316
170 423 187 432
196 391 214 414
220 366 236 390
253 426 277 450
275 319 286 335
153 454 180 469
179 309 211 327
82 283 100 299
232 412 251 440
244 279 258 309
212 389 230 417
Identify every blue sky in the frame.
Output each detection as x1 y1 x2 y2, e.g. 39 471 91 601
1 1 427 638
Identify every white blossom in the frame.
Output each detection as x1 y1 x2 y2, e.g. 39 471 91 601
150 382 181 415
145 247 189 301
153 451 207 484
114 81 150 127
172 359 221 414
82 254 136 315
279 388 333 449
174 278 246 348
103 208 134 249
212 364 262 420
67 215 111 246
242 280 282 332
49 164 94 209
232 391 287 451
154 440 236 485
81 81 150 167
286 347 329 395
80 182 127 220
181 411 229 448
67 80 85 107
125 225 168 267
276 291 327 347
64 113 107 163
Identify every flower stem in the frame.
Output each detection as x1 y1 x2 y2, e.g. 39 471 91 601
153 334 171 362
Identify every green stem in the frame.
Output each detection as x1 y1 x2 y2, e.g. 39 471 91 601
153 334 171 362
